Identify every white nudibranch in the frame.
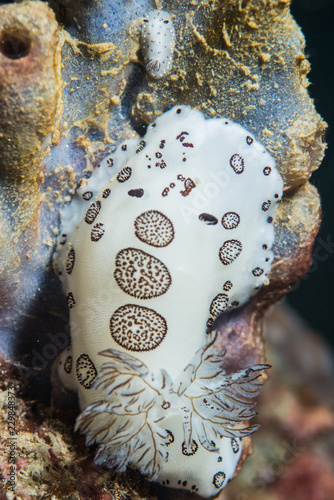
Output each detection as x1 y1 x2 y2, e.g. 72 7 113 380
141 9 175 79
54 105 283 497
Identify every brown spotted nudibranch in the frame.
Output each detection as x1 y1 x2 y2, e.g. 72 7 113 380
54 105 283 497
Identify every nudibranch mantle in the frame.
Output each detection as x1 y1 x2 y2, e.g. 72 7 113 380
54 105 283 497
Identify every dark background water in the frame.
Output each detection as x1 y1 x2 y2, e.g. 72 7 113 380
288 0 334 347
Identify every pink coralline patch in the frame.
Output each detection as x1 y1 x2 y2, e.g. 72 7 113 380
276 453 334 500
0 458 11 477
282 401 334 441
258 379 334 442
92 493 114 500
16 457 29 470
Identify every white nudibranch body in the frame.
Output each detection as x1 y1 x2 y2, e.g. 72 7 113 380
54 105 283 497
141 9 175 79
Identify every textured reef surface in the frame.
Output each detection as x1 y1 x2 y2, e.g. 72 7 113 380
0 0 327 498
1 305 333 499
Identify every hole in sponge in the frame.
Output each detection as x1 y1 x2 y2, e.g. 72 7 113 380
0 30 31 60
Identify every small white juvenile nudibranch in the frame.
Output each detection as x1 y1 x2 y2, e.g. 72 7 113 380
54 105 283 497
141 9 175 79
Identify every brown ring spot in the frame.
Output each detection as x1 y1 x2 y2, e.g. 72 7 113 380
261 200 271 212
84 201 101 224
230 154 244 174
114 248 171 299
102 188 111 199
66 292 76 309
91 223 105 242
252 267 264 277
63 355 72 374
65 247 75 274
219 240 242 265
134 210 174 247
210 293 229 318
82 191 93 201
182 440 198 456
231 438 240 453
136 140 146 153
223 280 233 291
221 212 240 230
76 354 97 389
110 304 167 351
116 166 132 183
213 472 226 489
